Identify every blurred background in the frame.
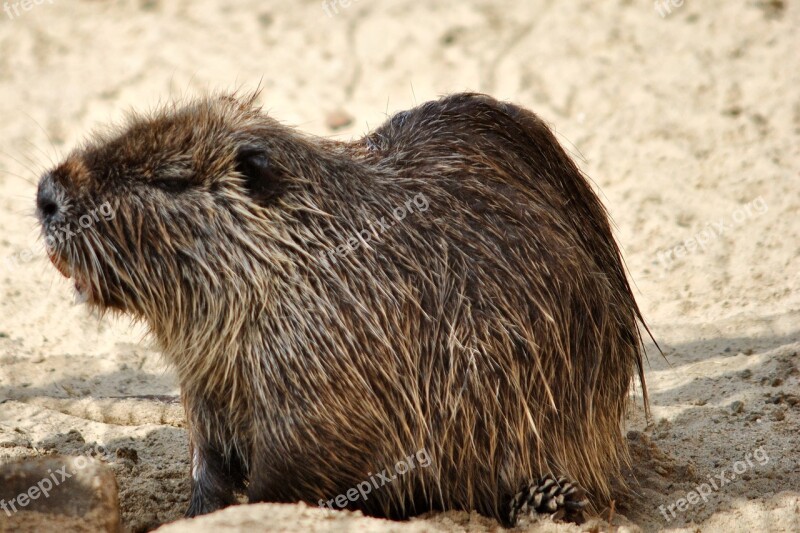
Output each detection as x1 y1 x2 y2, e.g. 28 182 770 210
0 1 798 532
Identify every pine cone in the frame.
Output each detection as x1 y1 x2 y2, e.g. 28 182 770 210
508 474 588 525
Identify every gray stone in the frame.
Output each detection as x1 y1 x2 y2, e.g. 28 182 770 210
0 455 119 532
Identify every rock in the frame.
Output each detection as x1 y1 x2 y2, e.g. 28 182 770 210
0 456 120 533
152 502 488 533
729 400 745 414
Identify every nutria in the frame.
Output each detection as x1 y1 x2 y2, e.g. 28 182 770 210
36 92 652 526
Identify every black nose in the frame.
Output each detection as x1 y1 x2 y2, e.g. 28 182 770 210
36 175 60 224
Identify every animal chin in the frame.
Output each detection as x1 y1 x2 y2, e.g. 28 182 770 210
73 277 90 304
47 251 90 303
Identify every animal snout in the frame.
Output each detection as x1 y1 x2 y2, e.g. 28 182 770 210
36 174 61 225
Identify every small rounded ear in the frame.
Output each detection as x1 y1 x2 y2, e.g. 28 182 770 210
234 145 285 205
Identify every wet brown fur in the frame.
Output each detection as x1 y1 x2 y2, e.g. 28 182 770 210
37 92 651 525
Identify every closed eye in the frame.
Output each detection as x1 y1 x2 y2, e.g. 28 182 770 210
152 178 191 193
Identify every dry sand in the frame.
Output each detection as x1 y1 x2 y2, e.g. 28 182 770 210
0 0 798 531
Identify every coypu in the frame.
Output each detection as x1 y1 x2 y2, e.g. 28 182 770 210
36 92 652 526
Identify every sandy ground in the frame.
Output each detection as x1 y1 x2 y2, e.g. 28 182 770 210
0 0 798 531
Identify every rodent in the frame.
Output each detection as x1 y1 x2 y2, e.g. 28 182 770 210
36 92 652 526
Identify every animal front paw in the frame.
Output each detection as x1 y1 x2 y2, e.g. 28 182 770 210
507 474 588 525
